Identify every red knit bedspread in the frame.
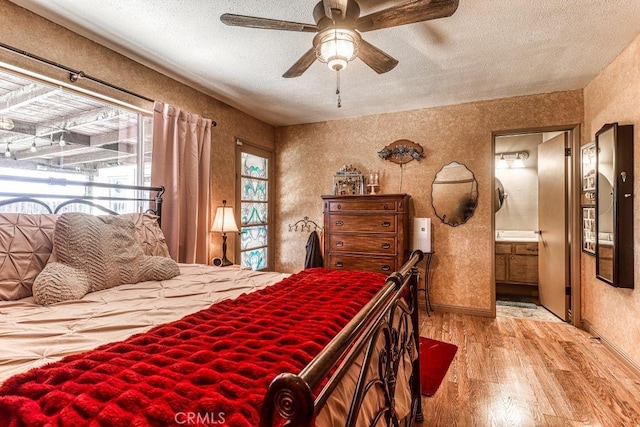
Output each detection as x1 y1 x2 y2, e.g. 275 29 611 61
0 268 387 427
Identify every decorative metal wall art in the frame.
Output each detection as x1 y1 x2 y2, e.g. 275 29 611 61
378 139 425 164
378 139 425 192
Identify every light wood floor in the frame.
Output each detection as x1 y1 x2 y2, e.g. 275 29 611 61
418 310 640 426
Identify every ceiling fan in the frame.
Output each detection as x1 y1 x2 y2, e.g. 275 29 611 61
221 0 459 78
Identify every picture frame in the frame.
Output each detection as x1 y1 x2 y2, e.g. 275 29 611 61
582 206 596 255
581 142 596 193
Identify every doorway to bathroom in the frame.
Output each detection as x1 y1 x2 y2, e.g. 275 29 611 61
493 128 579 322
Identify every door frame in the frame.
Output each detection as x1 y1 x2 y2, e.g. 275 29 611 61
491 124 582 327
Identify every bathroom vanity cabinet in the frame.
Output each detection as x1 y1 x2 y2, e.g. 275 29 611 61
495 241 539 285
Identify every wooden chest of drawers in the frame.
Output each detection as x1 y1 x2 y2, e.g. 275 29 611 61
322 194 411 274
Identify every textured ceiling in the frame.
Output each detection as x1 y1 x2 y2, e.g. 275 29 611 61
8 0 640 127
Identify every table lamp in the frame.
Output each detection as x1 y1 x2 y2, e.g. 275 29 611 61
211 200 239 266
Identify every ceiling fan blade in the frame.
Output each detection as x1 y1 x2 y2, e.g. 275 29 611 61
358 39 399 74
221 14 318 33
356 0 459 32
323 0 349 20
283 48 317 78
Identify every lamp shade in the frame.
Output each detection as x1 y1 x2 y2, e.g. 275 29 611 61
511 154 525 168
211 205 239 233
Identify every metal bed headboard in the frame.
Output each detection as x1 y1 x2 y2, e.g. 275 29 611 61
0 174 164 225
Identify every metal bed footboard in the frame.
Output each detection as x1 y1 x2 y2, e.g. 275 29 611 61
261 250 425 426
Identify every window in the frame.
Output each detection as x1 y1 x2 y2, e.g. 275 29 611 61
0 67 152 213
236 141 273 270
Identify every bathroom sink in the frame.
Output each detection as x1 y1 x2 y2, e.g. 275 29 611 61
496 237 538 242
495 230 538 242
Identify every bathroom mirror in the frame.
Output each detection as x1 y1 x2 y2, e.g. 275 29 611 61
432 161 478 227
595 123 634 288
494 177 507 212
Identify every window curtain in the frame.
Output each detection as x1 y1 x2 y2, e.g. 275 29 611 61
151 101 212 264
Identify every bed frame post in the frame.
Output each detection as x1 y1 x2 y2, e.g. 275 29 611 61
410 259 424 423
260 373 315 427
154 187 164 227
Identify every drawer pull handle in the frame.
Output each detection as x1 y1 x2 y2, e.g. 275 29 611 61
336 241 344 247
381 221 391 227
335 261 344 267
335 220 344 226
383 203 389 210
381 243 391 249
381 264 391 272
336 204 342 210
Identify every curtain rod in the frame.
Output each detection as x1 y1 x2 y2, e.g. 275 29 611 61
0 41 155 103
0 41 218 127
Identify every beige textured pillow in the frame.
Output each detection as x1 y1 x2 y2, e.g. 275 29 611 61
0 213 58 300
120 212 171 257
33 213 180 305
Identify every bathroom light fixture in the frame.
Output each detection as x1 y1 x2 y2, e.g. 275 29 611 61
4 143 11 158
511 153 525 168
496 154 508 169
495 151 529 169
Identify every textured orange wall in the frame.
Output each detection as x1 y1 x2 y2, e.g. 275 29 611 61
583 33 640 367
275 91 583 313
0 1 275 263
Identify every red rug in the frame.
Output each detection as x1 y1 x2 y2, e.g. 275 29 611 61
419 336 458 396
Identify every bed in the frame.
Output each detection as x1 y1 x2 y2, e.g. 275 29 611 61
0 175 424 426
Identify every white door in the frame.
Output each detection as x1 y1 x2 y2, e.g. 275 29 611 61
537 133 569 320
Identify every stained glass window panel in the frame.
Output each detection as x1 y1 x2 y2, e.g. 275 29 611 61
241 177 267 201
241 202 267 225
242 152 268 178
242 247 267 270
240 225 267 250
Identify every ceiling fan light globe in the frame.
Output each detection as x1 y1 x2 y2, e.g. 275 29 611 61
316 29 359 65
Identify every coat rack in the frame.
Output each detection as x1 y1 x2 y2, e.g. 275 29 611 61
289 216 323 232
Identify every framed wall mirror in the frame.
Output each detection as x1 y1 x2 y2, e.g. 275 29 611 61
432 161 478 227
595 122 634 288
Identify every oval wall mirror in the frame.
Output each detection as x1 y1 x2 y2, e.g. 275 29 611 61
431 161 479 227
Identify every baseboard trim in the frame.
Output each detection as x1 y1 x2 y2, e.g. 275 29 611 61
582 319 640 376
430 303 493 318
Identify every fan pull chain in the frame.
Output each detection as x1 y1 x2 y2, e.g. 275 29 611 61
336 70 342 108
